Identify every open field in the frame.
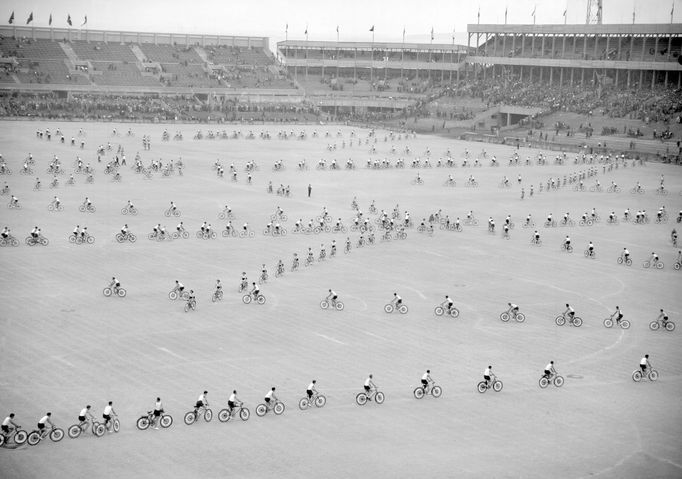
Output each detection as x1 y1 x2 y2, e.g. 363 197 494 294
0 120 681 479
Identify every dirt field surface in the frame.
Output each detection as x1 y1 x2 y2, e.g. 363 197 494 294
0 121 680 479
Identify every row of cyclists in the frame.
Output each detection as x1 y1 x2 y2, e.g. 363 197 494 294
2 352 659 445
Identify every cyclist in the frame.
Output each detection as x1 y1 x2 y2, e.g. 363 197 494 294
306 380 318 402
194 391 208 415
507 302 519 318
1 226 10 240
420 370 432 392
609 306 624 326
363 374 376 400
109 277 121 291
73 224 80 240
36 412 54 437
621 247 630 262
169 201 177 213
319 244 326 260
657 309 670 328
587 241 595 256
564 304 575 322
391 293 403 308
639 354 651 374
648 252 660 266
264 387 278 410
330 240 337 256
102 402 116 432
443 295 455 313
176 221 185 233
292 253 299 270
227 390 241 416
240 273 247 292
276 259 285 275
327 289 338 305
250 282 260 299
186 290 196 308
483 365 495 388
564 235 571 250
1 413 19 440
173 280 185 295
152 397 163 429
533 230 541 244
77 405 94 430
542 361 556 380
52 196 61 208
9 195 19 207
214 279 222 294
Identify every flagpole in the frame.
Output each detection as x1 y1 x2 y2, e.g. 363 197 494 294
671 1 675 23
371 27 374 83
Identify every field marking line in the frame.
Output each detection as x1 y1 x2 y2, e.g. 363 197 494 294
362 331 395 343
402 286 427 300
51 356 75 368
314 333 346 345
156 347 186 360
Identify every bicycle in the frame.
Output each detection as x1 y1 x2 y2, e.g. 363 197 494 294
0 235 20 247
603 317 631 329
25 235 49 246
555 313 583 327
121 205 138 215
584 249 596 259
649 318 676 331
164 207 181 217
7 201 22 209
103 285 127 298
255 399 285 417
68 419 105 438
238 229 255 238
384 302 408 314
27 424 65 446
136 410 173 430
642 259 664 269
168 288 190 301
538 373 565 388
70 233 95 245
218 404 250 422
47 202 64 212
298 393 327 410
184 298 197 312
578 219 593 226
413 382 442 399
0 427 28 447
477 378 503 393
242 292 266 304
616 256 632 266
172 229 190 239
183 405 213 425
560 243 573 253
500 310 526 323
434 303 460 318
355 388 385 406
115 232 137 243
211 289 224 303
195 230 217 240
632 368 659 382
78 204 96 213
320 298 345 311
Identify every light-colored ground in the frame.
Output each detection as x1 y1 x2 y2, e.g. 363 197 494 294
0 121 681 479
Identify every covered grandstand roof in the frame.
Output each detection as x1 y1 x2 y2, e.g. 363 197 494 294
278 40 470 52
468 23 682 35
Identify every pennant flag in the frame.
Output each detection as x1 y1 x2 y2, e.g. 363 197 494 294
8 11 14 24
430 27 434 41
49 13 52 26
81 15 87 26
26 12 33 24
285 23 288 32
304 26 307 35
532 6 536 17
369 25 374 32
477 6 481 22
336 25 338 33
67 14 72 26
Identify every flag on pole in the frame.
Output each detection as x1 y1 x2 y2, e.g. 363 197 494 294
369 25 374 32
49 13 52 26
26 12 33 24
477 6 480 23
430 27 434 41
336 25 339 33
81 15 87 27
402 26 406 43
67 14 72 26
532 5 536 17
632 10 635 24
504 6 508 24
8 11 14 24
285 23 288 33
672 2 675 23
563 8 566 18
304 26 307 35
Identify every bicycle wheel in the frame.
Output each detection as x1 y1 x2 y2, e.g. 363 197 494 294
435 306 445 316
539 377 549 388
203 409 212 422
477 382 487 393
642 261 650 268
255 404 267 416
649 321 660 331
87 235 95 244
554 376 565 387
384 304 394 313
239 408 250 421
398 305 408 314
355 393 367 406
333 301 344 311
136 416 150 430
616 257 623 264
375 392 385 404
112 418 120 432
620 320 631 329
27 431 41 446
515 312 525 322
655 261 664 269
0 434 4 447
14 430 27 445
117 288 126 298
413 387 425 399
573 317 583 327
431 386 442 398
218 409 230 422
665 321 676 331
648 370 659 381
298 398 310 410
555 315 566 326
93 423 105 437
68 424 82 438
493 380 503 392
183 412 196 425
314 395 326 407
273 402 285 415
256 295 266 305
103 288 112 297
500 312 510 322
603 318 613 328
632 370 642 382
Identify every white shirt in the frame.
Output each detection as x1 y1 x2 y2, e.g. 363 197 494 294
307 382 315 391
364 377 372 387
265 390 274 400
38 415 49 424
229 393 237 403
79 408 88 417
155 401 163 411
484 368 492 377
640 357 648 366
197 393 206 403
545 363 553 371
421 372 430 381
2 416 11 426
103 405 113 415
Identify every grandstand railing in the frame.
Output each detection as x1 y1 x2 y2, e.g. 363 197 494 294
466 55 682 71
283 58 464 71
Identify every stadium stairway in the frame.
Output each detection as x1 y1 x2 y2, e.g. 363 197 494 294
59 42 80 65
130 45 148 63
194 47 210 63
